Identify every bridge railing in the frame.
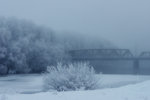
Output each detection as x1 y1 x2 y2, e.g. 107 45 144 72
140 52 150 58
69 49 134 60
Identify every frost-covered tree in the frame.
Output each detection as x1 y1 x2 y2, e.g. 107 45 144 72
0 17 66 74
0 16 115 75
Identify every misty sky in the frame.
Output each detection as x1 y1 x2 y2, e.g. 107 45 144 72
0 0 150 53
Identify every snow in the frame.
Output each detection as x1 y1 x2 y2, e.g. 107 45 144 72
0 74 150 94
0 74 43 94
0 74 150 100
99 74 150 88
0 80 150 100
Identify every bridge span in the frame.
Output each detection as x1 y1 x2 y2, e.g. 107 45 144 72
69 49 150 74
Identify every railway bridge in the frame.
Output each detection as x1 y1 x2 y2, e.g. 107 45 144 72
69 49 150 74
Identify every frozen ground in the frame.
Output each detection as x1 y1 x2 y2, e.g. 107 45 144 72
0 74 150 94
1 79 150 100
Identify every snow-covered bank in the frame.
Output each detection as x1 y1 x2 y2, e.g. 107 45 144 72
0 74 150 94
1 80 150 100
0 74 43 94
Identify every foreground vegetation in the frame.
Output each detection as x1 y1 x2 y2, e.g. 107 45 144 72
43 62 98 91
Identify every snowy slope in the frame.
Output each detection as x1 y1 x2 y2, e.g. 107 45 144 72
0 74 150 94
1 80 150 100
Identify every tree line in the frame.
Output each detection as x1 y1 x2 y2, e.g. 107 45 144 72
0 17 114 75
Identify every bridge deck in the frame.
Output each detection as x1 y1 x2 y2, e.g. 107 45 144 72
71 57 150 61
69 49 150 61
69 49 150 74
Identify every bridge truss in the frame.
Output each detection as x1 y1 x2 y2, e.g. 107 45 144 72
69 49 150 60
69 49 150 74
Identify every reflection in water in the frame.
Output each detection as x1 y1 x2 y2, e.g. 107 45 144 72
90 60 150 75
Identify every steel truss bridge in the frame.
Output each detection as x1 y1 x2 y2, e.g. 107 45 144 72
69 49 150 74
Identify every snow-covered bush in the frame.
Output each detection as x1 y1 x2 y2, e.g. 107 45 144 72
43 62 98 91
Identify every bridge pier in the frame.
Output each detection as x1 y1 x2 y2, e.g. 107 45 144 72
69 49 150 75
133 59 139 74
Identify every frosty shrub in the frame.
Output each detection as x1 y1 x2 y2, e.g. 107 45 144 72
43 62 98 91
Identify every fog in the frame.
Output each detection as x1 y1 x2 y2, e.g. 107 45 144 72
0 0 150 52
1 1 150 98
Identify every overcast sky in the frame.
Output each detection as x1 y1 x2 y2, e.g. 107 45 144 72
0 0 150 53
